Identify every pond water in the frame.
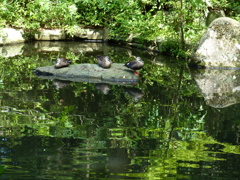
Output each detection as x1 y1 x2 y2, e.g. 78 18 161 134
0 41 240 180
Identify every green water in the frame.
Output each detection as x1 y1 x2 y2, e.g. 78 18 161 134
0 41 239 180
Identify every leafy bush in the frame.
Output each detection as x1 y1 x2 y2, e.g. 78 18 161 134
0 0 239 58
0 0 80 30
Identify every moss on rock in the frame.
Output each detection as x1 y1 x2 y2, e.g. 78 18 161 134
35 63 139 85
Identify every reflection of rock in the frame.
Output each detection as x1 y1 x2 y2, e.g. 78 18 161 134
34 27 109 41
53 80 71 89
190 17 240 68
192 69 240 108
0 43 24 57
33 41 106 53
95 83 110 95
125 87 144 102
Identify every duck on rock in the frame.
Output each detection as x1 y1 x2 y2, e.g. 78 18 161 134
96 55 112 68
54 58 71 69
124 57 144 76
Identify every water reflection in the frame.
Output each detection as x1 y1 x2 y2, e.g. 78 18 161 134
192 68 240 108
0 44 24 57
124 87 144 102
95 83 111 95
34 41 107 53
53 79 72 89
0 42 240 179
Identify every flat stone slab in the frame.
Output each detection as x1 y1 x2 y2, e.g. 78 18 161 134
34 63 139 85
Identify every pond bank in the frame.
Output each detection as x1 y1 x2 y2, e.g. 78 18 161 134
0 27 159 52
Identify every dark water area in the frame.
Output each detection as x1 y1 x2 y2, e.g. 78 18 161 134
0 41 240 179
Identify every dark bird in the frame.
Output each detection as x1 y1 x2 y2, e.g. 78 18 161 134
96 55 112 68
124 57 144 76
54 58 71 69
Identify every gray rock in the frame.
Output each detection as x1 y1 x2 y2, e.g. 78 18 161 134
35 29 66 40
35 63 139 85
72 26 109 41
34 27 109 41
190 17 240 68
0 28 25 45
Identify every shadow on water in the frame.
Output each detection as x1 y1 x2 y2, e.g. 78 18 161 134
0 41 239 179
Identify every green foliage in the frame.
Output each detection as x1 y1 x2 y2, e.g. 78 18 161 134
0 0 239 57
227 0 240 21
0 0 80 30
158 38 186 58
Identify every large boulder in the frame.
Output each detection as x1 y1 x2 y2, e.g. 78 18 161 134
190 17 240 68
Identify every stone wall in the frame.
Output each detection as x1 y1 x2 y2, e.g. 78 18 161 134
0 27 109 45
0 28 25 45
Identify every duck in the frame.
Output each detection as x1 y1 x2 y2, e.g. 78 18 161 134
54 58 71 69
96 55 112 68
124 57 144 76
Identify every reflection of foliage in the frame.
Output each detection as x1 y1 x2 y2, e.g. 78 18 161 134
1 44 240 178
0 165 4 175
0 0 239 58
0 51 206 135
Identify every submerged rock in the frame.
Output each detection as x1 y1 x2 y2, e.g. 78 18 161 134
190 17 240 68
34 63 139 85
